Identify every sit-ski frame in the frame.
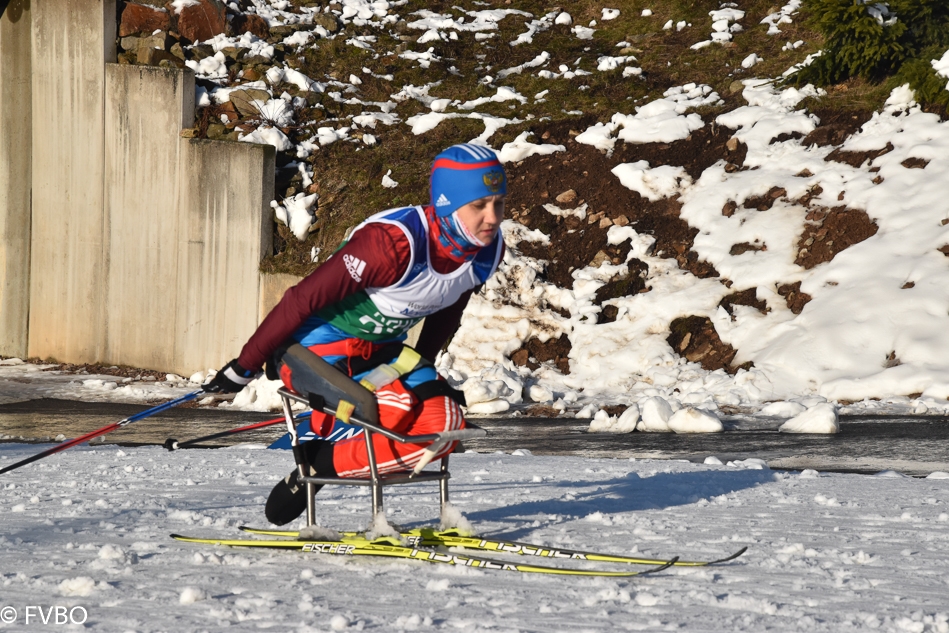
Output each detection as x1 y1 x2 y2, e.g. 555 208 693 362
277 386 486 527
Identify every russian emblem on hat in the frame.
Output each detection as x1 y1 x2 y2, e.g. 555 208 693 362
483 169 504 193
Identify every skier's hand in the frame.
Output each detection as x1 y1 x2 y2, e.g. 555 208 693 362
203 359 257 393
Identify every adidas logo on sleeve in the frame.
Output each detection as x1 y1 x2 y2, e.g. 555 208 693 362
343 254 367 282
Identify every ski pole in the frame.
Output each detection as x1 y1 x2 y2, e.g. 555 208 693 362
163 411 310 451
0 390 203 476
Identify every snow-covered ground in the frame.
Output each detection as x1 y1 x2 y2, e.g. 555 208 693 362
1 443 948 632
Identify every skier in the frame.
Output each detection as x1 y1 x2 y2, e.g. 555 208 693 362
203 143 507 525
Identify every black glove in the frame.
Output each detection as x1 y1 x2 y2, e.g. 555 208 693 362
203 359 257 393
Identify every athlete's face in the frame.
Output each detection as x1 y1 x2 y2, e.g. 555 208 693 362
455 195 505 244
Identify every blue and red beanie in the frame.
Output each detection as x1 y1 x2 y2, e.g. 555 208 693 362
430 144 507 217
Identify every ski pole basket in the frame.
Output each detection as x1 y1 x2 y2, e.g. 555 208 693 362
275 344 486 527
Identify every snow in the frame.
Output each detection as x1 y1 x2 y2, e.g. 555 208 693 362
933 50 949 89
611 161 691 201
667 406 724 433
3 444 949 630
588 405 639 433
239 125 292 151
381 169 398 188
270 192 318 241
576 84 720 153
779 403 840 434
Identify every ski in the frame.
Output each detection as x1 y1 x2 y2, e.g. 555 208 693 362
171 533 677 577
239 525 746 567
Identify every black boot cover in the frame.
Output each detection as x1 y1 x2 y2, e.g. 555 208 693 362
265 440 335 525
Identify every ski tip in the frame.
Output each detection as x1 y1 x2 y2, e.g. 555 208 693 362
723 546 749 562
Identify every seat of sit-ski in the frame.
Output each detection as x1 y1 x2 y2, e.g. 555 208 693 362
275 343 380 425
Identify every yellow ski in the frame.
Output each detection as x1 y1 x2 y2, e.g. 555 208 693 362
171 533 677 577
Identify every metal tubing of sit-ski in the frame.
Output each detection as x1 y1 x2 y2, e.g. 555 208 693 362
280 394 316 526
362 420 384 518
273 387 485 527
439 456 450 512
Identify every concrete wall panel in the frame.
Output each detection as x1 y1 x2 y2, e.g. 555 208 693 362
176 139 274 374
258 272 302 325
28 0 115 362
103 64 194 370
0 3 32 357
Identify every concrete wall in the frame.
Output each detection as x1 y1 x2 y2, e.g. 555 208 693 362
0 2 32 357
28 0 116 362
103 64 274 376
175 139 274 374
2 1 277 375
103 64 194 371
259 273 302 324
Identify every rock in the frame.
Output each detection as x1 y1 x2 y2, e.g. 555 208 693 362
221 46 245 61
140 30 171 50
174 0 227 44
190 43 214 60
313 13 340 33
141 48 186 67
119 3 171 37
555 189 577 204
170 42 185 60
726 137 739 151
268 25 295 41
228 88 272 117
598 217 613 229
120 35 144 51
590 250 610 267
613 215 629 226
206 122 227 139
728 79 745 94
232 13 270 39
